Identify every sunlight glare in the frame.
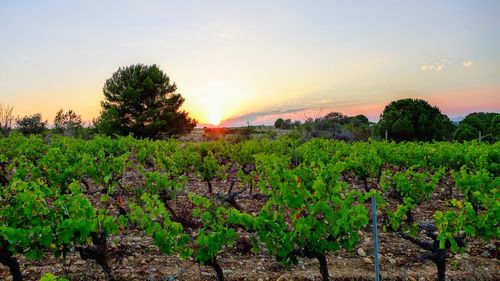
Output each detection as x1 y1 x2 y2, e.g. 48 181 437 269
208 113 222 126
187 80 253 126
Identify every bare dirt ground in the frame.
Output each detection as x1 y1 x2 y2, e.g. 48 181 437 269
1 174 498 281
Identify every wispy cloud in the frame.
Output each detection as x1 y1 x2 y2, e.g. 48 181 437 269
462 60 473 68
421 62 445 72
220 98 388 126
220 108 307 127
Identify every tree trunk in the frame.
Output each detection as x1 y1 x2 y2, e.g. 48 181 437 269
206 259 224 281
317 253 329 281
0 249 22 281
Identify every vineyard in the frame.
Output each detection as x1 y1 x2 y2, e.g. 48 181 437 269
0 134 498 281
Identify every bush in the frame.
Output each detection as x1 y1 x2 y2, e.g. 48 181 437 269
16 113 46 136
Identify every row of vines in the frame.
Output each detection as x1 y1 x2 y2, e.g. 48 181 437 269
0 134 498 280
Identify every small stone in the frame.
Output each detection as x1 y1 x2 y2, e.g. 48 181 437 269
388 257 397 264
407 272 417 281
418 277 426 281
258 279 263 281
486 243 496 251
363 257 373 265
276 275 287 281
481 251 491 258
357 248 367 257
201 272 211 276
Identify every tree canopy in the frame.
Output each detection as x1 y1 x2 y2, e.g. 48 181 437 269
454 112 500 142
0 104 14 136
95 64 196 139
274 118 298 129
16 113 46 136
274 118 285 129
376 98 454 141
54 109 83 136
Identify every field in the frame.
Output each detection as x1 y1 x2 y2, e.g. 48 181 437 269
0 135 498 281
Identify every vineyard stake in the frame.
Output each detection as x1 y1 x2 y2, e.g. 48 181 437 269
372 194 381 281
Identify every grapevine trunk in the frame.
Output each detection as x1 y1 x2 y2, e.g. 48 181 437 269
0 248 23 281
205 258 224 281
317 253 330 281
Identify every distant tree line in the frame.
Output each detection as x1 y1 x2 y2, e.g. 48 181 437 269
0 108 87 138
1 64 197 139
275 112 372 141
273 98 499 142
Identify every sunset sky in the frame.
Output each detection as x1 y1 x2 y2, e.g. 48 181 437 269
1 0 499 126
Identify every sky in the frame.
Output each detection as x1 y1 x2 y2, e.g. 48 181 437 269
1 0 500 126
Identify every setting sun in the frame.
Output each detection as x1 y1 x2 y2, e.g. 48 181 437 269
208 113 222 126
183 80 258 126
